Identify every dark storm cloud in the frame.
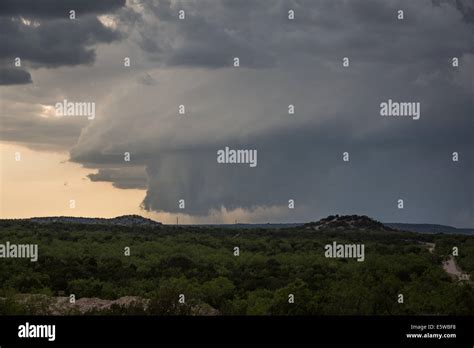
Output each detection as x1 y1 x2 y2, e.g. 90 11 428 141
136 0 473 69
2 0 472 225
0 16 122 68
454 0 474 23
0 0 126 84
0 67 32 85
0 0 125 19
67 0 473 226
136 0 279 68
138 93 473 218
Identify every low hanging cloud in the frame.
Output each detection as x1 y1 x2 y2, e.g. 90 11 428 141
0 67 32 85
88 167 148 190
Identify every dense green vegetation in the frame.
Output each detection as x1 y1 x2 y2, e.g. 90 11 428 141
0 220 473 315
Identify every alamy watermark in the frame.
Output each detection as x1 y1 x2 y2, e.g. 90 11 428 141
380 99 420 120
55 99 95 120
217 146 257 167
18 322 55 341
0 241 38 262
324 241 365 262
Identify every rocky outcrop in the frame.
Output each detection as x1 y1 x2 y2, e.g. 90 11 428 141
305 215 394 232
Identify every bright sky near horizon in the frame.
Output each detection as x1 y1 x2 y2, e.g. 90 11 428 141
0 142 148 219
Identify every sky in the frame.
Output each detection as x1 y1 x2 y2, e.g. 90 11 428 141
0 0 473 226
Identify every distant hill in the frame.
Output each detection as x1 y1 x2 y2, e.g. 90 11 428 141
384 223 474 235
16 215 162 228
304 215 394 232
1 214 472 235
304 215 473 235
